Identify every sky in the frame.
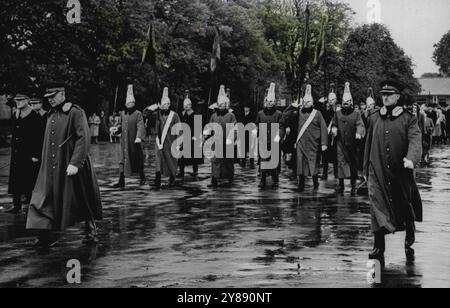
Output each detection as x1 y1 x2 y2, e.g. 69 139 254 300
341 0 450 77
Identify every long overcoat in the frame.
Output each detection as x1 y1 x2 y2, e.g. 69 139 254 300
332 109 366 178
8 109 43 196
154 110 181 177
118 109 146 177
26 103 102 231
209 110 237 180
296 109 328 176
364 106 423 233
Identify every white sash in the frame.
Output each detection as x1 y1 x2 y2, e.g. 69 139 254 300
295 109 317 149
156 111 175 150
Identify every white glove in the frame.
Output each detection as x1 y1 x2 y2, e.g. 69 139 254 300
356 133 362 140
286 127 291 135
31 158 39 163
274 135 281 143
226 139 233 146
66 164 79 176
135 138 142 144
252 129 258 138
321 145 328 152
331 127 338 137
403 158 414 170
146 104 159 112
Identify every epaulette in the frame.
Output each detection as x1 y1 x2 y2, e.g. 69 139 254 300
62 102 73 113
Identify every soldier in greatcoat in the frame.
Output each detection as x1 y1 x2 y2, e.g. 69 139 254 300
255 83 285 189
295 85 328 192
112 85 147 188
364 80 423 264
178 90 202 180
26 84 102 248
331 82 366 195
204 86 237 188
5 93 43 215
146 87 181 189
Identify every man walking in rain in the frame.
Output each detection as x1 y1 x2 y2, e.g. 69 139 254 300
295 85 328 192
364 80 423 265
26 83 102 248
331 82 366 195
112 85 147 188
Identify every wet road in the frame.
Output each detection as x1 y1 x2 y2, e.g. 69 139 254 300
0 142 449 288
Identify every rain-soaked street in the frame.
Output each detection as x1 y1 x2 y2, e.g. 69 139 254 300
0 142 449 288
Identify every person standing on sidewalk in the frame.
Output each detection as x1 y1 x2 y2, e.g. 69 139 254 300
364 80 423 265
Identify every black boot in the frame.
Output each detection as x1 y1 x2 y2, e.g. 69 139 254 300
297 176 305 192
335 179 345 194
313 175 320 190
405 223 416 262
168 176 176 188
240 158 246 167
272 172 279 188
192 164 199 180
249 158 255 169
177 165 185 179
322 165 329 180
207 177 218 188
259 172 267 189
351 178 357 196
5 195 21 215
152 172 161 190
82 221 99 245
113 173 125 188
369 231 386 266
32 230 57 249
139 170 147 186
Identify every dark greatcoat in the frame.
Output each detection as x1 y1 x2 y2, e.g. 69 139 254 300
8 109 43 196
117 109 146 177
296 108 328 176
255 108 285 171
322 108 336 165
26 103 102 231
154 110 181 177
209 109 237 180
364 106 423 234
332 108 366 179
179 110 203 166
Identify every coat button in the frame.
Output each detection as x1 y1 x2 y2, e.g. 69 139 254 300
386 131 390 134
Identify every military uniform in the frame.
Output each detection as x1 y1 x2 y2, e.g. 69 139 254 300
7 102 43 214
26 102 102 234
364 80 423 263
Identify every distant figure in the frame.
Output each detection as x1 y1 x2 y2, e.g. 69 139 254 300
88 113 100 144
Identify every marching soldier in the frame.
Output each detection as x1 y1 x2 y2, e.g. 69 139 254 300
178 90 202 180
322 86 338 180
295 85 328 192
146 87 181 189
205 85 237 188
364 80 423 265
112 85 147 188
26 83 102 248
331 82 366 195
239 103 256 168
256 83 285 189
5 93 43 215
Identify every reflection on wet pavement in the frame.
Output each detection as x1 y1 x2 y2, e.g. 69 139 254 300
0 143 449 288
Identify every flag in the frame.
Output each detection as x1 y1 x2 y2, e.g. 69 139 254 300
210 27 221 73
298 2 311 93
142 22 156 66
314 11 328 66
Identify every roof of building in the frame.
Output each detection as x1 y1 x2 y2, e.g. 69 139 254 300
418 78 450 96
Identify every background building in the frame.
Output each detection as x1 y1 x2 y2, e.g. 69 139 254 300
417 78 450 106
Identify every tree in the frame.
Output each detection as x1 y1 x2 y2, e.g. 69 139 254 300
340 24 420 105
433 30 450 76
257 0 353 99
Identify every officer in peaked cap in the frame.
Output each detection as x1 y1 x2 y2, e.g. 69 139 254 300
364 78 423 265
